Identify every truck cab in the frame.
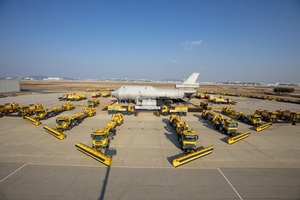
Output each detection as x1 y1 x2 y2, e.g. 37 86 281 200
179 129 199 152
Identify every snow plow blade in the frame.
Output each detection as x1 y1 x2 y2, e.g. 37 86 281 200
227 131 251 145
24 116 41 126
172 145 214 167
43 126 66 140
255 122 272 132
75 142 112 167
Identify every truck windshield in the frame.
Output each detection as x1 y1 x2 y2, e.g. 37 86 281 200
93 135 106 141
56 119 67 125
184 135 197 141
35 111 44 115
228 123 237 127
254 116 261 120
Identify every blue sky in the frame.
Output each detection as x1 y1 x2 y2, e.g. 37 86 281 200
0 0 300 83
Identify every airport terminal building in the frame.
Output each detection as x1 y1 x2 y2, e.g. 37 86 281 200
0 79 20 93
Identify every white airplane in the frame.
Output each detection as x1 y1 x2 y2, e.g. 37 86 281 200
267 82 279 86
111 73 200 105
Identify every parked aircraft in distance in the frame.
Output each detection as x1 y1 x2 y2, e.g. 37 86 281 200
267 82 279 86
111 73 200 106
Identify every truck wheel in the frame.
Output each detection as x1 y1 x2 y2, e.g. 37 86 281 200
163 112 168 116
222 129 225 134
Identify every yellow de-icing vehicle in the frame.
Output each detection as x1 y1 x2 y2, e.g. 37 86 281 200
168 116 214 167
107 104 135 115
75 113 124 167
44 108 96 140
160 105 188 116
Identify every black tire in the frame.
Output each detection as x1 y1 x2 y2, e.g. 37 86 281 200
163 112 168 116
110 128 116 133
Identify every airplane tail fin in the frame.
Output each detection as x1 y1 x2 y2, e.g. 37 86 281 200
176 73 199 90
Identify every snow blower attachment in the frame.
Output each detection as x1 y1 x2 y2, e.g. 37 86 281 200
255 122 272 132
172 145 214 167
43 126 66 140
227 131 251 145
24 116 41 126
75 142 112 167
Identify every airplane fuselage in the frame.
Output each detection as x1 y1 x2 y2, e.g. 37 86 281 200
111 85 195 103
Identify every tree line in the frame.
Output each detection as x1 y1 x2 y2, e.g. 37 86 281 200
273 87 295 94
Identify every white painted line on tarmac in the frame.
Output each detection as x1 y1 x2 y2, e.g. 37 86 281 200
24 162 219 170
0 163 27 183
218 168 243 200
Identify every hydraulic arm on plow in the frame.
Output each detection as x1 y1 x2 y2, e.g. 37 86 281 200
75 113 124 167
168 114 214 167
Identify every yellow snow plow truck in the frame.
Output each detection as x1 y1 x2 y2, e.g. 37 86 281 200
202 111 251 144
43 108 96 140
168 114 214 167
75 113 124 167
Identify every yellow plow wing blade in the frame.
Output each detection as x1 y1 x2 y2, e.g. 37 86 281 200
24 116 41 126
43 126 66 140
75 142 112 167
255 122 272 132
227 131 251 145
172 145 214 167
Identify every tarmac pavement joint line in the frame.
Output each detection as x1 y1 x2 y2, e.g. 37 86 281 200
218 168 243 200
0 163 27 183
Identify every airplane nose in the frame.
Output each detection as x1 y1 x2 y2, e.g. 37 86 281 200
111 90 118 98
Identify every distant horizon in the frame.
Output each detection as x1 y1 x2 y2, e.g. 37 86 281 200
2 75 299 85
